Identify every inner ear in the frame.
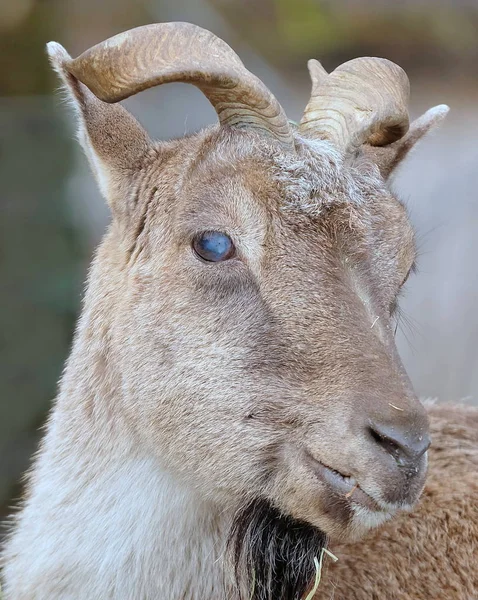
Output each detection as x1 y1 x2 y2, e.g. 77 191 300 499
47 42 153 218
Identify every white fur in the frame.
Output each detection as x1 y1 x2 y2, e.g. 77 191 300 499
3 412 227 599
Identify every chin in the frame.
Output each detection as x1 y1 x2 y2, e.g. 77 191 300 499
347 504 396 539
265 459 424 545
290 491 399 542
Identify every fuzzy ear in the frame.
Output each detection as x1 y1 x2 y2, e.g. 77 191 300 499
47 42 152 217
363 104 449 180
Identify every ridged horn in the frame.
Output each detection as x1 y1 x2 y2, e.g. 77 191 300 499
60 22 293 148
300 57 410 154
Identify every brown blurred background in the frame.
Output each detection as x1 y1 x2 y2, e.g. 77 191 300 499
1 0 477 524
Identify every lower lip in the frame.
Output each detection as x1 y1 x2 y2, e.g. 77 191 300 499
305 453 384 512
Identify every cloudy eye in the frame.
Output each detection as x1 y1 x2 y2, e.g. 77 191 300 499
192 231 235 262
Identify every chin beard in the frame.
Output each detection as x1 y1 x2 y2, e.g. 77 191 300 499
226 498 328 600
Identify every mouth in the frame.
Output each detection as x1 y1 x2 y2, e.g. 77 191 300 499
304 451 389 514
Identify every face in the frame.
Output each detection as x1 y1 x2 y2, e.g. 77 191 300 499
102 129 429 541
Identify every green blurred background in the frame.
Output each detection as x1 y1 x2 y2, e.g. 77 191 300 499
1 0 477 524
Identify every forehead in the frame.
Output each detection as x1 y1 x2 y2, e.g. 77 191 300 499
174 128 408 230
142 129 416 311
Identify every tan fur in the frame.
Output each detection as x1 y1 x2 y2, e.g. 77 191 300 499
318 403 478 599
1 27 471 600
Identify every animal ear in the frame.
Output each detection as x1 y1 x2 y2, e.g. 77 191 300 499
363 104 449 180
47 42 152 218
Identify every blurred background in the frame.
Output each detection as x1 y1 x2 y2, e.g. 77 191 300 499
1 0 477 524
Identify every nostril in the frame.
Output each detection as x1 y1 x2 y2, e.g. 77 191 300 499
369 427 402 461
368 423 430 467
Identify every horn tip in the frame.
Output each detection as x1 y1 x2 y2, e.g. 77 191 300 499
307 58 328 76
307 59 328 93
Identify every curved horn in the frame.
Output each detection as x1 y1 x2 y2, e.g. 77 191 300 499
300 57 410 154
363 104 449 179
60 22 293 148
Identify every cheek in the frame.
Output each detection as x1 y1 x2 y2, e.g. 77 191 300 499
111 279 283 487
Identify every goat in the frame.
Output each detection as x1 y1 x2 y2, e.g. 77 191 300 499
2 21 473 600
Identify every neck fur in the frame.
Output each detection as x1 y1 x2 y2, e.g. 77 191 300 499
4 296 229 599
8 399 228 599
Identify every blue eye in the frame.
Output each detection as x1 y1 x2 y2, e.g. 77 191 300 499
193 231 235 262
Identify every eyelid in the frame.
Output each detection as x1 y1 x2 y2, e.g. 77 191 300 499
397 257 417 290
410 260 418 275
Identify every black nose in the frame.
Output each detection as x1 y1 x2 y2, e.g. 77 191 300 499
369 422 431 467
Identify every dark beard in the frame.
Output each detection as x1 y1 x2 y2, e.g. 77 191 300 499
227 498 328 600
